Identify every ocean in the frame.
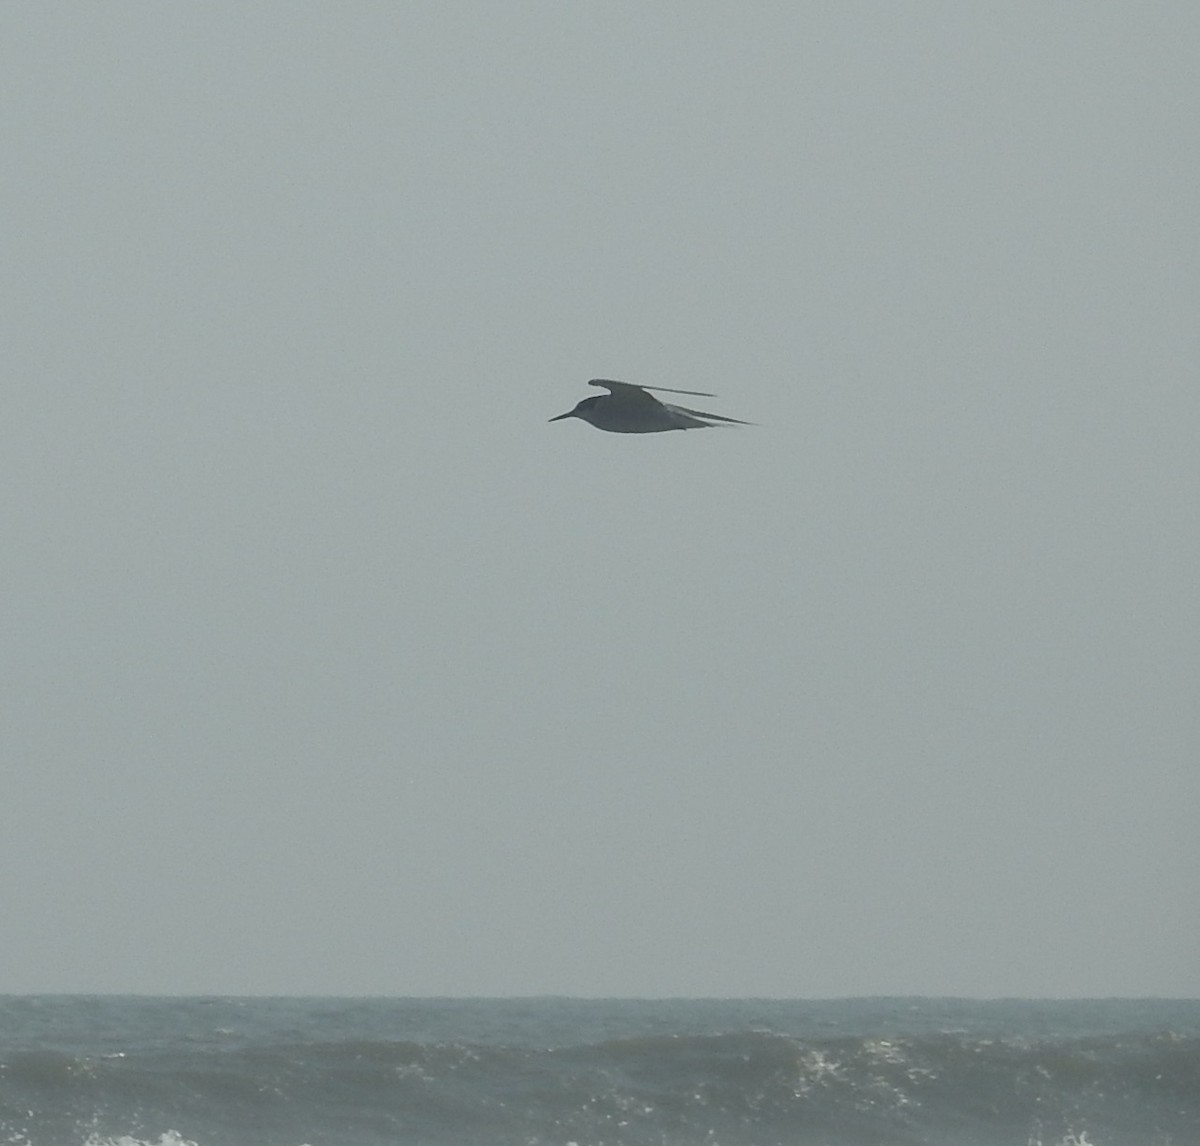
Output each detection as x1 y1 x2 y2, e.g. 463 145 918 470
0 997 1195 1146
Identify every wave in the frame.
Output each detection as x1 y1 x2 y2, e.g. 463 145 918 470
3 1027 1196 1145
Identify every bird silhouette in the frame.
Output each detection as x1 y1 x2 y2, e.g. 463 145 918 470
549 379 750 433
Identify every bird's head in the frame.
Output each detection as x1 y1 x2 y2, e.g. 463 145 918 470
548 396 600 423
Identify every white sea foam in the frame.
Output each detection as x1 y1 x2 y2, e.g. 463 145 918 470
81 1134 314 1146
83 1134 201 1146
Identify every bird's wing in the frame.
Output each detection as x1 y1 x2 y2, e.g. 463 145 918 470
665 404 754 425
588 378 717 398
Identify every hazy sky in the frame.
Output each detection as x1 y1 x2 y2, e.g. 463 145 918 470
3 3 1197 998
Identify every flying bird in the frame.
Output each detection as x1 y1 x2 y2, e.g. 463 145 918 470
549 379 751 433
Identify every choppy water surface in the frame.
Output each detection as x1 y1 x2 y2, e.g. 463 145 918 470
0 996 1195 1146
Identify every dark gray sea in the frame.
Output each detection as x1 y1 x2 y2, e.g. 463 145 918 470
0 997 1196 1146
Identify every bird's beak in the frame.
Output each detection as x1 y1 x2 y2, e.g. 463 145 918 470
548 411 574 422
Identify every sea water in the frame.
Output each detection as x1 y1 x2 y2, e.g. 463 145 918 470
0 996 1195 1146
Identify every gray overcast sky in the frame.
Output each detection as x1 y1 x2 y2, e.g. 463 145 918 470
2 3 1197 998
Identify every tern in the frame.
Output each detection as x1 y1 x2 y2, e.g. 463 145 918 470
549 379 751 433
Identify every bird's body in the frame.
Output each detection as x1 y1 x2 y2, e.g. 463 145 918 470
550 379 750 433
